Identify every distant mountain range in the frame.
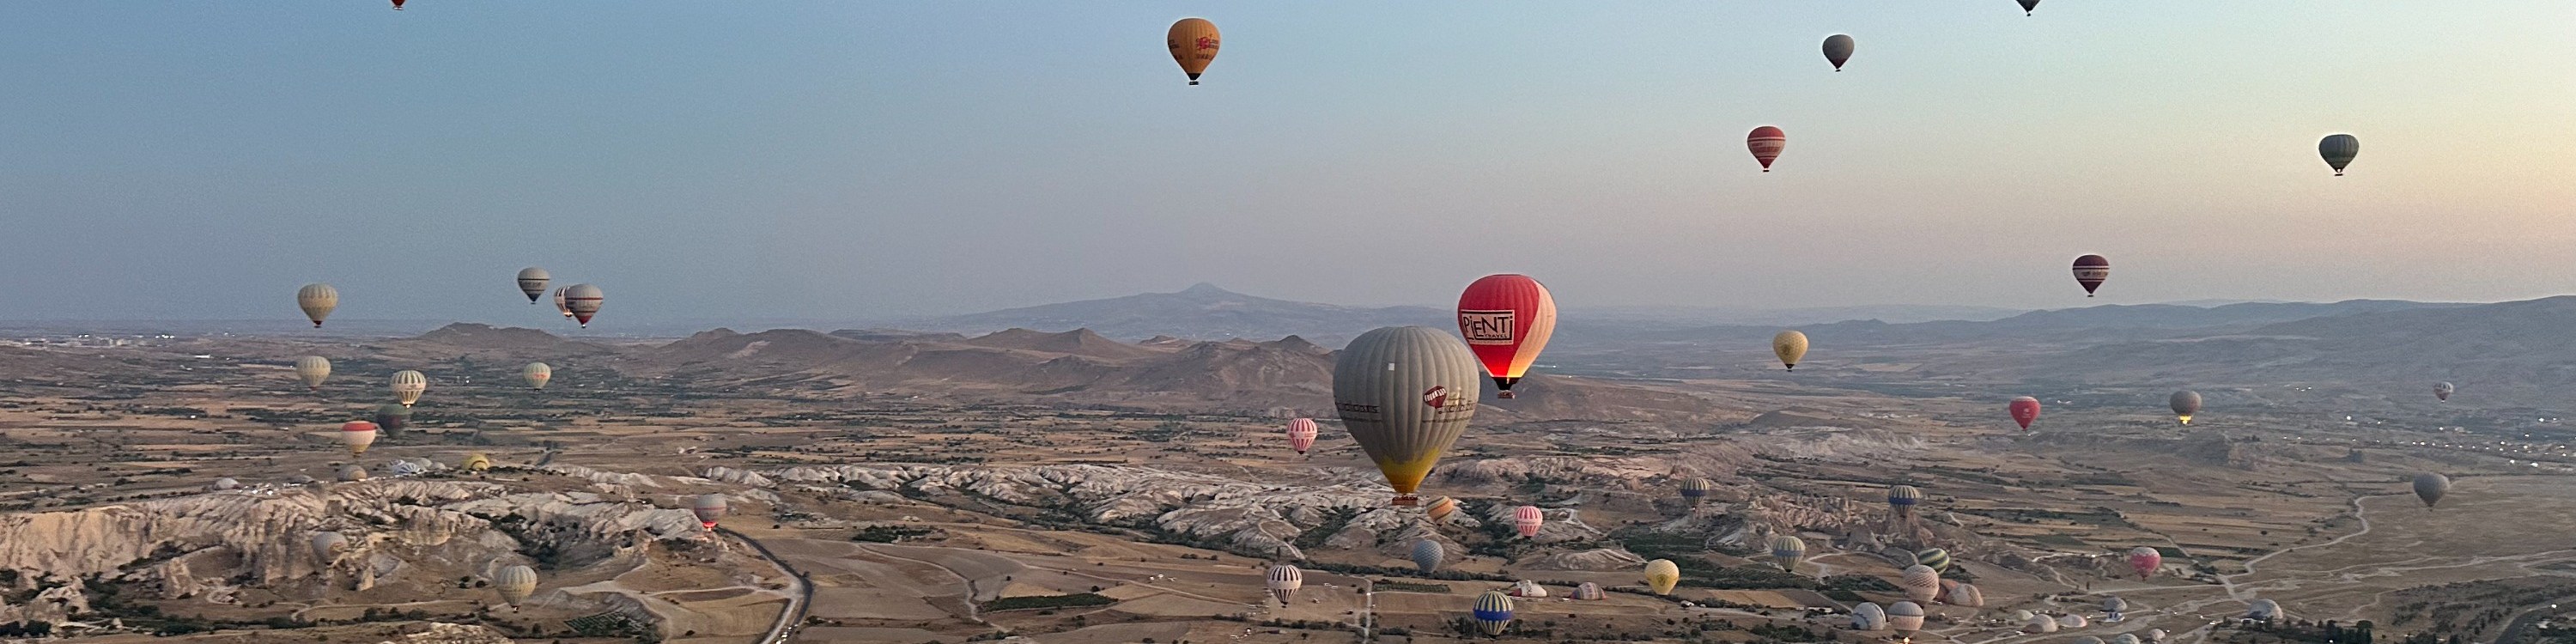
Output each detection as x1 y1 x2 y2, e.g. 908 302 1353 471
887 283 1450 343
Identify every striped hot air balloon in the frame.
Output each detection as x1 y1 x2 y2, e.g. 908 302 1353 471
2073 254 2111 296
1680 477 1713 502
462 453 493 471
1770 535 1807 572
494 564 538 606
1425 496 1458 522
391 370 428 407
1512 505 1543 538
1747 126 1788 172
1643 559 1680 595
1888 485 1923 517
1887 601 1926 641
514 267 550 303
1410 538 1444 574
1265 564 1303 605
1286 418 1318 455
2010 396 2041 429
2129 546 2163 579
563 284 605 327
337 465 368 482
552 286 572 319
1899 564 1941 604
1851 602 1887 630
1334 327 1481 507
295 356 331 391
297 283 338 327
1571 582 1605 600
1916 548 1950 573
2319 134 2360 175
1456 274 1558 399
1472 590 1515 635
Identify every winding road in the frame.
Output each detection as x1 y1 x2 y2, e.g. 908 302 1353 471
720 527 813 644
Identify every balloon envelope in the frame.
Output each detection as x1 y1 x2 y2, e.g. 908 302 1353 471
1747 126 1788 171
1887 601 1926 636
1512 505 1543 538
2169 391 2202 425
2129 546 2163 579
2413 472 2449 507
1853 602 1887 630
1264 564 1303 605
1772 331 1809 370
515 267 550 303
297 283 338 327
495 565 538 605
553 287 572 319
1822 34 1854 70
2319 134 2360 175
392 371 428 407
1572 582 1605 600
339 421 379 455
1166 18 1221 84
1899 564 1941 603
1770 535 1807 571
310 532 348 562
1680 477 1712 501
1410 538 1445 574
1285 418 1318 454
1643 559 1680 594
1333 326 1482 505
692 494 728 529
1915 548 1950 573
2074 254 2111 296
1455 274 1558 398
523 362 551 390
1888 485 1922 514
563 284 604 326
2434 381 2454 402
2009 396 2041 429
2017 0 2040 15
337 465 368 482
1472 590 1515 635
1425 496 1457 522
373 404 411 431
295 356 331 391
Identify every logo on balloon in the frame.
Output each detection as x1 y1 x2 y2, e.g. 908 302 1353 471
1423 386 1449 409
1196 36 1219 52
1458 311 1517 344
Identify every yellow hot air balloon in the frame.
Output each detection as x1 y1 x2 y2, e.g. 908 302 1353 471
462 453 493 471
1772 331 1809 370
391 370 428 407
1333 327 1481 507
295 355 331 391
297 283 338 328
1166 18 1221 85
1643 559 1681 595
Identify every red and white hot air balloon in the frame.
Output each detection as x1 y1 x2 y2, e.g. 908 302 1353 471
1286 418 1318 456
1747 126 1787 172
1456 275 1558 399
2128 546 2162 580
1513 505 1543 538
2009 397 2041 429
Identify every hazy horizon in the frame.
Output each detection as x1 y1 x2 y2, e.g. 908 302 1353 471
5 2 2569 325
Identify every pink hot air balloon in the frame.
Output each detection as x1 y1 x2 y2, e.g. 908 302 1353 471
1286 418 1318 456
1747 126 1788 172
2009 397 2041 429
2128 546 2162 580
1513 506 1543 538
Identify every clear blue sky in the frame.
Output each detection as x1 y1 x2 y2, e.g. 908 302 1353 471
2 2 2569 324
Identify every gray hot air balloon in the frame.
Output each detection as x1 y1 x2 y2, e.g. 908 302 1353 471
523 362 551 390
2434 381 2454 402
564 283 604 327
297 283 338 328
692 494 727 531
1887 601 1926 641
1822 34 1855 71
515 267 550 303
2016 0 2040 15
295 355 331 391
310 532 349 562
392 370 428 407
2246 598 2281 621
1410 538 1445 574
2319 134 2360 176
1333 326 1481 507
2169 390 2202 425
2104 596 2130 621
2413 472 2449 507
1852 602 1887 630
494 564 538 605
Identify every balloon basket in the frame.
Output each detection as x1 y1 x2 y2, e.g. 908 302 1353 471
1391 495 1418 507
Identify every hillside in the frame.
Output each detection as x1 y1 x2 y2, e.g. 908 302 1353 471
896 283 1448 343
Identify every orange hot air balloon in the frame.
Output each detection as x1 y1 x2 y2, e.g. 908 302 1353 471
1166 18 1221 85
1456 274 1558 399
1747 126 1787 172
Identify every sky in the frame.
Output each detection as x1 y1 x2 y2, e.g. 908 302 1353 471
2 2 2571 325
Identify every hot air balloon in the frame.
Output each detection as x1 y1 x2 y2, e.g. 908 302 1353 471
1899 565 1940 604
210 477 240 491
462 453 493 471
563 284 604 327
2129 546 2162 579
494 564 538 606
1456 274 1558 399
339 421 379 455
2104 596 2130 621
1508 580 1547 598
2073 254 2111 297
2246 599 2280 621
2012 610 2034 623
295 356 331 391
1822 34 1854 71
2010 396 2042 429
2169 390 2201 425
1853 603 1888 630
1425 496 1458 522
2060 615 2091 629
311 532 349 562
2413 472 2449 507
1887 601 1927 642
1572 582 1605 600
338 465 368 482
1888 484 1922 517
2148 629 2168 642
1411 538 1444 574
2023 615 2059 634
1166 18 1220 85
523 362 551 390
515 267 550 303
1472 590 1515 635
1946 582 1985 607
1916 548 1950 574
1643 559 1680 595
1747 126 1788 172
2016 0 2040 15
1512 506 1543 538
691 494 728 531
1773 331 1808 370
553 287 572 319
1680 477 1712 502
2319 134 2359 176
2074 637 2106 644
2434 381 2454 402
392 371 428 408
1770 535 1807 572
1265 564 1303 605
1286 418 1318 455
297 283 338 328
2114 635 2142 644
1334 326 1481 506
373 404 410 432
